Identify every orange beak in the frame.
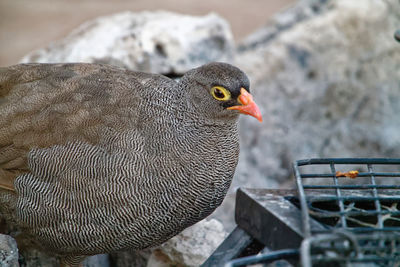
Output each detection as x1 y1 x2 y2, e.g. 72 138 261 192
227 88 262 122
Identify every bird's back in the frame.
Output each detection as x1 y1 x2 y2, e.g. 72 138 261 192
0 63 175 188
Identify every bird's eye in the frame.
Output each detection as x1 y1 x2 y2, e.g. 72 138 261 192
210 86 231 101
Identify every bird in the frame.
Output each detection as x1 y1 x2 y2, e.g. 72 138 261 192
0 62 262 266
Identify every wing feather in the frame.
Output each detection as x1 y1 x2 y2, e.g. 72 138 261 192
0 63 162 191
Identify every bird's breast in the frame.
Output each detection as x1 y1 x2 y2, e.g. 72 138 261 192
13 120 239 255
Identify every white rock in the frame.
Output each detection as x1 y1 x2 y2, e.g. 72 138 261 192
21 11 234 75
0 234 18 267
234 0 400 187
147 219 227 267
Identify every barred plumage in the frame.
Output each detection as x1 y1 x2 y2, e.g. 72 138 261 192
0 62 261 265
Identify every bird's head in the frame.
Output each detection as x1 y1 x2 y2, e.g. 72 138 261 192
180 62 262 122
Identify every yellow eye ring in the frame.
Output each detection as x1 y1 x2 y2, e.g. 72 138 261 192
210 86 231 101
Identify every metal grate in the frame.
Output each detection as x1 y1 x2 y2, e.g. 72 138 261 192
301 232 400 266
294 158 400 236
294 158 400 266
208 158 400 266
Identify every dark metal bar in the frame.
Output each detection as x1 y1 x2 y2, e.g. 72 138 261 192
294 162 312 237
368 164 384 229
236 188 303 244
306 196 400 201
224 249 299 267
296 158 400 166
360 249 400 252
355 246 400 251
312 227 400 233
303 184 400 189
235 189 326 250
312 257 400 263
201 227 256 267
330 162 347 228
307 209 400 217
301 172 400 178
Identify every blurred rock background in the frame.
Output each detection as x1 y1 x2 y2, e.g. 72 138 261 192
0 0 294 67
1 0 400 266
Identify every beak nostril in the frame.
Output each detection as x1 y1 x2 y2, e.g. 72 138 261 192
228 88 262 122
238 88 252 105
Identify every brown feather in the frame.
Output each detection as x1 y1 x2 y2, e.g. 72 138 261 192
0 63 147 190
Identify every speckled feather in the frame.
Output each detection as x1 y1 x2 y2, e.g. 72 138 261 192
0 62 249 265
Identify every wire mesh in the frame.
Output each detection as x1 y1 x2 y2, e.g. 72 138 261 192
222 159 400 267
301 232 400 266
294 158 400 236
294 158 400 266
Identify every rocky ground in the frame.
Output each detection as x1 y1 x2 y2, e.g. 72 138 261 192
1 0 400 266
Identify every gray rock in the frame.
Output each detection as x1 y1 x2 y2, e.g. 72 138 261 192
233 0 400 189
20 11 234 75
239 0 332 53
0 235 18 267
82 254 110 267
147 219 227 267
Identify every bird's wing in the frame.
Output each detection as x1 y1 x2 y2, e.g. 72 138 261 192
0 63 162 191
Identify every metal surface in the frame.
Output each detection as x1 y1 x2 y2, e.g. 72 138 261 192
205 188 328 266
224 249 299 267
201 227 260 267
205 189 312 266
235 188 325 250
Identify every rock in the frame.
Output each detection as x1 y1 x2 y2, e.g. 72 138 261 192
0 234 18 267
238 0 332 53
147 219 227 267
20 11 234 75
82 254 110 267
233 0 400 188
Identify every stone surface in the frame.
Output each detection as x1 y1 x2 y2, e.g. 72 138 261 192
147 219 227 267
82 254 110 267
238 0 332 53
233 0 400 188
20 11 234 75
0 234 18 267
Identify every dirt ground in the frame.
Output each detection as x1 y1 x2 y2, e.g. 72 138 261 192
0 0 295 67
